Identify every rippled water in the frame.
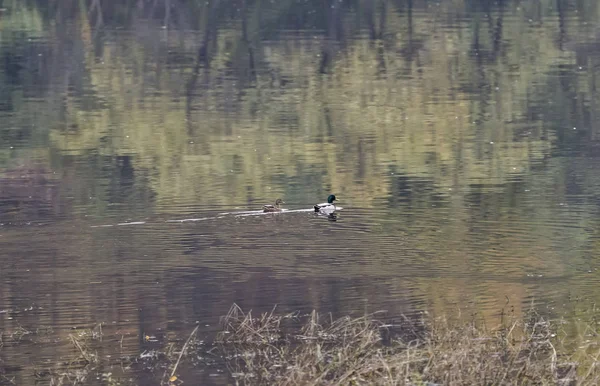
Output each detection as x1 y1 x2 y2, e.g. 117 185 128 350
2 0 600 384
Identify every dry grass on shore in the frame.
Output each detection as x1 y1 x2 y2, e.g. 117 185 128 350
2 305 600 385
215 304 600 386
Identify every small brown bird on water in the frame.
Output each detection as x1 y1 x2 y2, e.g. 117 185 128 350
263 198 285 212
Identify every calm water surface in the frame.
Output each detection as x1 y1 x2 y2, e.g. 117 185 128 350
2 0 600 384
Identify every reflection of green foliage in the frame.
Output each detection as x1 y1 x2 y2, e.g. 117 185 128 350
0 1 45 38
2 0 598 213
47 0 575 208
2 0 596 214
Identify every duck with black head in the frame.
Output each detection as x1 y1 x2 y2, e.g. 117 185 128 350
314 194 337 212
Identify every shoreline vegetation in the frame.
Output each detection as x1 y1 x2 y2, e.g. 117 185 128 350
1 304 600 385
215 305 599 385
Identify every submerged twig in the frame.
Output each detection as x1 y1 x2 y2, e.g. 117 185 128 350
170 324 200 378
69 334 92 363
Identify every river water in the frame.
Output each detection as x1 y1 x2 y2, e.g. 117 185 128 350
2 0 600 384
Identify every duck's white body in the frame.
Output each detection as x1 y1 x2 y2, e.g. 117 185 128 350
314 202 336 212
314 195 338 212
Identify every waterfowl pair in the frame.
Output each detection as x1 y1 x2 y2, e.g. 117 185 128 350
262 195 338 213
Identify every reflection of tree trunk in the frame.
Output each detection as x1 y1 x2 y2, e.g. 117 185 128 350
164 0 171 28
591 70 598 141
398 0 417 66
150 0 159 18
242 0 256 83
356 138 366 180
402 0 415 63
376 0 387 73
170 2 190 31
185 0 220 135
366 1 377 40
378 0 386 40
483 0 504 63
556 0 566 50
492 1 504 59
324 106 333 137
473 18 489 124
89 0 104 30
407 0 413 42
363 0 386 40
319 0 340 74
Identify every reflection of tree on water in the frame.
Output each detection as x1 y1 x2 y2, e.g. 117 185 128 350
0 165 61 221
1 1 599 210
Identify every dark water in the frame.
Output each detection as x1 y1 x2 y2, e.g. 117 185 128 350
2 0 600 384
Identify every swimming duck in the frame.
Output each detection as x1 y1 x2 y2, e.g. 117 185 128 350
263 198 285 212
314 194 337 212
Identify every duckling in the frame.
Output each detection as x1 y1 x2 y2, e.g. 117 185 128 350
314 194 337 212
263 198 285 212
